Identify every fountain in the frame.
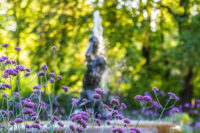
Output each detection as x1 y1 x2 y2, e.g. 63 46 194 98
75 10 107 118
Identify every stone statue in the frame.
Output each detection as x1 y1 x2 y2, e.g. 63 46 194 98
75 34 106 119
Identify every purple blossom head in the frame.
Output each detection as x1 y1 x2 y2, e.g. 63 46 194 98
106 113 112 119
171 107 179 113
95 88 104 95
134 95 143 100
31 123 40 129
76 126 83 133
143 96 152 103
97 114 102 118
62 85 69 93
58 121 64 127
72 98 78 106
110 98 120 106
112 127 124 133
14 118 23 123
3 83 11 89
41 64 48 71
184 103 190 108
152 87 159 91
69 124 76 131
15 47 21 52
16 65 25 71
24 72 31 77
33 90 43 94
49 72 56 77
37 71 46 76
94 118 101 126
2 43 9 48
25 68 31 72
168 92 179 101
51 46 56 50
152 101 159 108
53 116 59 121
82 98 87 103
10 121 15 125
33 85 40 90
50 78 55 83
124 118 131 124
115 114 124 120
93 94 101 99
11 60 17 65
25 124 31 129
2 93 8 98
14 92 20 97
5 60 11 65
130 128 141 133
57 75 62 80
121 103 127 109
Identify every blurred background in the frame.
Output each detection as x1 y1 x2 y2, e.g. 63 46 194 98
0 0 200 117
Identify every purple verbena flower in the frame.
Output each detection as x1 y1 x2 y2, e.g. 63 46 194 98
51 46 56 50
112 127 124 133
94 118 101 126
25 124 31 129
151 101 159 108
16 65 25 71
130 128 141 133
93 94 101 99
72 98 78 106
124 118 131 124
76 126 83 133
95 88 104 95
106 113 112 119
37 71 46 76
31 123 40 129
33 85 40 90
62 85 69 93
50 78 55 83
41 64 48 71
11 60 17 65
49 72 56 77
25 68 31 72
14 92 20 97
134 95 143 100
143 96 152 103
121 103 127 109
24 72 31 77
115 114 124 120
53 116 59 121
2 93 8 98
69 124 76 131
58 121 64 127
152 87 159 91
171 107 179 113
15 47 21 52
5 60 11 65
168 92 179 101
110 98 120 106
33 90 43 94
58 75 62 80
2 43 9 48
14 118 23 123
82 98 87 103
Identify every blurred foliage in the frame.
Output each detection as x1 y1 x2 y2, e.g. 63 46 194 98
0 0 200 111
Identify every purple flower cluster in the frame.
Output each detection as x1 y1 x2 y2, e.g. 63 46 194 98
71 111 89 129
168 92 180 101
15 47 21 52
62 85 69 93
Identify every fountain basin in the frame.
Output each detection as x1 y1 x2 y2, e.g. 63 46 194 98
10 120 182 133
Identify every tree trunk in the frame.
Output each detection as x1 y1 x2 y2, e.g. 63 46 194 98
180 67 193 110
